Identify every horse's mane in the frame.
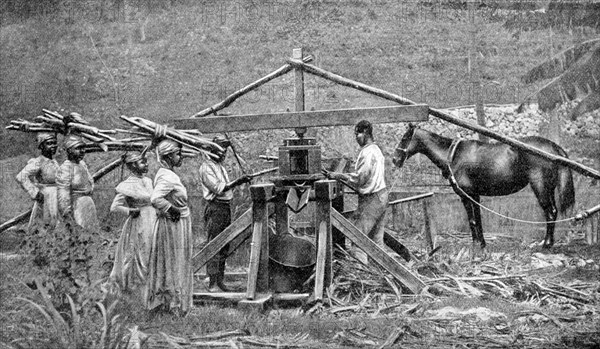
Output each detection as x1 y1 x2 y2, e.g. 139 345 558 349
417 127 453 148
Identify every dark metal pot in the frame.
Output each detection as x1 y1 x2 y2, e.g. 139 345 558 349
269 234 316 293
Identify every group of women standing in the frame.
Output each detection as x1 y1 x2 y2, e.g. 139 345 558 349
18 134 194 317
108 139 193 316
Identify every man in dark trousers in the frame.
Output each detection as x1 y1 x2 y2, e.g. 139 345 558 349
323 120 388 264
200 136 251 292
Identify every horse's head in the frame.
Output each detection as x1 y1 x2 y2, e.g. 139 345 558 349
392 123 417 168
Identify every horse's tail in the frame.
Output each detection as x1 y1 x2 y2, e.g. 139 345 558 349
556 149 576 215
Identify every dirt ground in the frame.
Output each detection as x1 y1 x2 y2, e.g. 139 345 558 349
1 223 599 349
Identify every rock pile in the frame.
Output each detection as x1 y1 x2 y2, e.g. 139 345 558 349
428 102 600 141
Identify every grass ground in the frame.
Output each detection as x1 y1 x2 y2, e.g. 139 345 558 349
1 224 598 348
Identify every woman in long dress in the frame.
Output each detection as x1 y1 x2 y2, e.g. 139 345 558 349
108 153 156 296
56 135 99 233
146 139 193 316
16 132 60 231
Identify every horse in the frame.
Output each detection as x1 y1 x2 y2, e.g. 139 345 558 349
392 124 575 249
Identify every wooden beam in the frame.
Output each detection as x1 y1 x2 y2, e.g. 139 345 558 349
192 208 252 273
286 58 600 180
174 105 428 132
331 209 425 294
238 293 273 312
190 55 314 118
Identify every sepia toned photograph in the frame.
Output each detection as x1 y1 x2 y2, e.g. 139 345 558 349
1 1 599 348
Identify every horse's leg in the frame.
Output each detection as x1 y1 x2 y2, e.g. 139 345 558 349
530 179 558 248
460 195 486 249
471 194 486 249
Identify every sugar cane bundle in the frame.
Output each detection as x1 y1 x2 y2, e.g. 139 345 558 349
6 109 117 151
119 115 222 160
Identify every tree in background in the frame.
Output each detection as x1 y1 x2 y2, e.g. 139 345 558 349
518 38 600 121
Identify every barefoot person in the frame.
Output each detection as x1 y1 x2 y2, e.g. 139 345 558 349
108 152 156 296
199 136 251 292
57 135 99 233
323 120 388 264
16 132 60 230
146 139 193 316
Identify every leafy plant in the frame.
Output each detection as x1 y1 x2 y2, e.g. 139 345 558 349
19 278 128 349
518 38 600 120
21 217 107 311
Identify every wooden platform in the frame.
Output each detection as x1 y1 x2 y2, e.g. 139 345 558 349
193 291 311 310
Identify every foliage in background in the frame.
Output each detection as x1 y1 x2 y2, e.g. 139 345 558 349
519 38 600 120
1 0 599 159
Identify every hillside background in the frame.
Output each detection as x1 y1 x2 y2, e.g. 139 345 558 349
1 1 599 250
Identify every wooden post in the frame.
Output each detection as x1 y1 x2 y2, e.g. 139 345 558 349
246 184 273 300
293 48 307 136
314 180 336 300
468 0 487 143
585 213 599 245
332 158 347 253
421 199 436 252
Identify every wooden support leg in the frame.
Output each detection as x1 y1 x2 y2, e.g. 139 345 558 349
192 208 252 273
585 213 599 245
246 184 273 300
331 209 425 294
314 180 335 301
422 199 436 252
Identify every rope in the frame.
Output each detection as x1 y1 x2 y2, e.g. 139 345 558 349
446 141 577 225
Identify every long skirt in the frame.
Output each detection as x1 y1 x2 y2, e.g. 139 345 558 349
28 186 59 231
146 215 193 314
73 195 99 234
108 205 156 295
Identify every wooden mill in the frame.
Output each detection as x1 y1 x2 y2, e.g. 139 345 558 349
175 49 428 309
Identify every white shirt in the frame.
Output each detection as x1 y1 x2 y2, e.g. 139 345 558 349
199 160 233 202
347 143 386 195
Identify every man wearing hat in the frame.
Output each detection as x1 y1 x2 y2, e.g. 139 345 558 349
16 132 60 230
56 135 99 233
199 136 251 292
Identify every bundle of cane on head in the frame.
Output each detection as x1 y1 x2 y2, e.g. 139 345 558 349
6 109 119 152
119 115 224 160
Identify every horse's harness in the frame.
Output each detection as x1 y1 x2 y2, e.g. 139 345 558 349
395 129 415 163
443 139 577 224
446 139 462 187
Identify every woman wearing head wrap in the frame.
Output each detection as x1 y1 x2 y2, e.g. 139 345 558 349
146 139 193 316
16 132 60 230
56 135 99 233
107 152 156 296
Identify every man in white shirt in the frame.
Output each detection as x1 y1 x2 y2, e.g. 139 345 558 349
323 120 388 264
199 136 251 292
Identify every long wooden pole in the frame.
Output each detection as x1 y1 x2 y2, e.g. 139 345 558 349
191 55 314 118
0 157 124 233
287 58 600 180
